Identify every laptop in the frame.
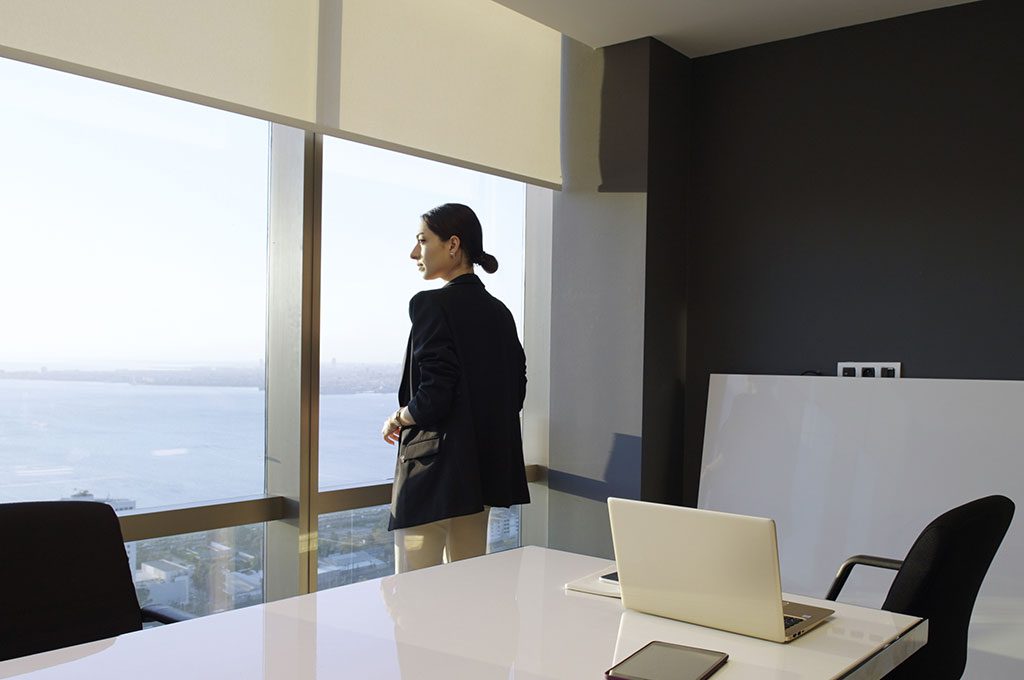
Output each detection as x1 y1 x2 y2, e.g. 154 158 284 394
607 497 833 643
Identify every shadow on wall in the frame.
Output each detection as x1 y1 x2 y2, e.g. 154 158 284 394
548 433 642 502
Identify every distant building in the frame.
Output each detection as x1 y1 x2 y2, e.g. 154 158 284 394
62 489 136 512
318 550 389 589
137 559 191 607
223 570 263 608
189 542 236 561
140 558 190 581
489 507 520 544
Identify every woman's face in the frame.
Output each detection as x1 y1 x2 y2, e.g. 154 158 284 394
410 222 456 280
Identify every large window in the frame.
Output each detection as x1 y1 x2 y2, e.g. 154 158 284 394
0 54 535 615
315 138 527 583
0 56 269 510
0 55 270 614
318 137 526 490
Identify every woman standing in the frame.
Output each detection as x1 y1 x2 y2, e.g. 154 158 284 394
380 203 529 573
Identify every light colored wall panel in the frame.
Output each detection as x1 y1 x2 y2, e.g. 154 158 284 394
547 38 647 558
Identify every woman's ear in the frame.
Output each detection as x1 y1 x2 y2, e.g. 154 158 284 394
448 235 461 255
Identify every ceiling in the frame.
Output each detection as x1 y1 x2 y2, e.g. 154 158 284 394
492 0 977 57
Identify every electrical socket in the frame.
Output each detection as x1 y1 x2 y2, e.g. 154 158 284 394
837 361 901 378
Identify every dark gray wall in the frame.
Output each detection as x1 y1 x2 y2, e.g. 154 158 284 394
642 40 691 506
682 0 1024 503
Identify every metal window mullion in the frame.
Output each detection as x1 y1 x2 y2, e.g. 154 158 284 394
264 124 320 602
119 495 287 543
306 133 324 591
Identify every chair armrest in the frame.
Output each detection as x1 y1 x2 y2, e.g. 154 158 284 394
825 554 904 601
141 604 196 624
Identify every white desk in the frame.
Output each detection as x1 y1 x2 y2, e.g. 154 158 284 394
0 546 925 679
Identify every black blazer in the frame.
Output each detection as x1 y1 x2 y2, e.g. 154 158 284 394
389 274 529 530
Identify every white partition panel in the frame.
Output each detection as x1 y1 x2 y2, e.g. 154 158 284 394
700 373 1023 677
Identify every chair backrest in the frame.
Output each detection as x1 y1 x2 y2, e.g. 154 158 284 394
881 495 1014 680
0 501 143 661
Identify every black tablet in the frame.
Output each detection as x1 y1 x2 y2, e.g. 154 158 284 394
605 641 728 680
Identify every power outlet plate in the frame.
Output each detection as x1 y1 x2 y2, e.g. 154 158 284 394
837 361 902 378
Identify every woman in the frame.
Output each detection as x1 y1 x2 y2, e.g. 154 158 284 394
380 203 529 573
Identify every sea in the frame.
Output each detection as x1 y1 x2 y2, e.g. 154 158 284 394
0 379 399 508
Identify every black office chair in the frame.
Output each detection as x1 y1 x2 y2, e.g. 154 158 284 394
0 501 193 661
825 495 1014 680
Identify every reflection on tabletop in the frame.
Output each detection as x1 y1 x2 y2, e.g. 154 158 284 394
0 639 114 680
380 561 521 679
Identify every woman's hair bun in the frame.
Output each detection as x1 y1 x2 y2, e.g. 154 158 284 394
421 203 499 274
478 252 499 274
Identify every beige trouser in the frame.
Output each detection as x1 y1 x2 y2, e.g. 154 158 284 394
394 507 491 573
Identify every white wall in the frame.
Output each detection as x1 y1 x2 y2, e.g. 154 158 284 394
546 38 647 557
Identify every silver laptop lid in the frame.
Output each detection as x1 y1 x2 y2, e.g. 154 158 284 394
608 497 789 641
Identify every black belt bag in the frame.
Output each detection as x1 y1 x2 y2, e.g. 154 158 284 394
398 426 443 462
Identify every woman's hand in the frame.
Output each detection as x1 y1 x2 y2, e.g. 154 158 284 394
381 407 413 445
382 414 402 445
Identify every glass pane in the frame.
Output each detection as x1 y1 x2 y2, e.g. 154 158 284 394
317 505 395 589
316 504 521 590
487 506 522 554
318 137 525 490
0 56 269 509
128 523 265 617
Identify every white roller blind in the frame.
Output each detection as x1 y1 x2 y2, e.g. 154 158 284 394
0 0 562 187
335 0 561 187
0 1 320 123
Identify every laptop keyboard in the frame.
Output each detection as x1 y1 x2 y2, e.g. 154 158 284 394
784 615 804 629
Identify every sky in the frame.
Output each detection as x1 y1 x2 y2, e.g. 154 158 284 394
0 56 525 369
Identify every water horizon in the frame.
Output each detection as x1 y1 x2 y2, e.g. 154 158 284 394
0 378 400 508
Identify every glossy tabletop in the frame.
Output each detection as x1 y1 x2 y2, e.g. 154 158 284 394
0 546 925 680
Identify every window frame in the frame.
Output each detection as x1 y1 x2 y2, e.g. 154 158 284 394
114 126 547 599
0 50 548 603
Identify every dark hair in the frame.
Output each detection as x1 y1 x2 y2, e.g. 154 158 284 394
421 203 499 274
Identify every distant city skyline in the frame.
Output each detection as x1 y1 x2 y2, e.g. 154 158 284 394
0 361 402 395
